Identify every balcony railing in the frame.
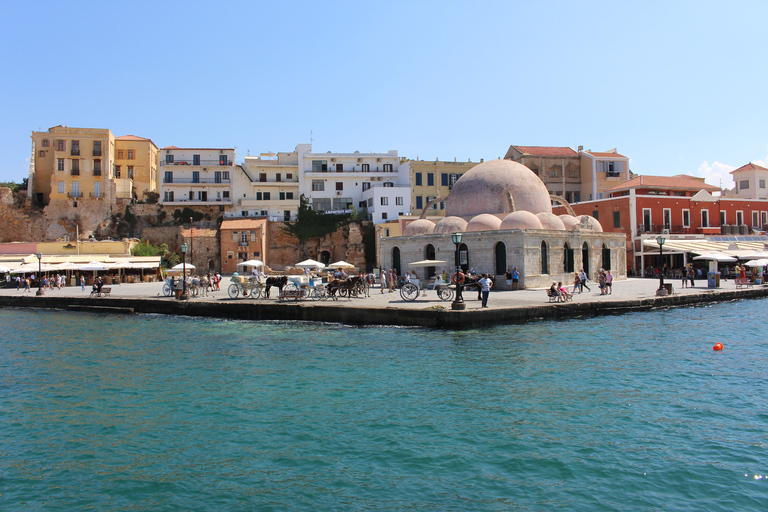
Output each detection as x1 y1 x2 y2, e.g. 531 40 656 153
93 170 101 176
71 170 80 176
71 149 80 156
162 178 231 184
67 192 83 198
93 150 102 156
89 193 102 199
161 160 233 167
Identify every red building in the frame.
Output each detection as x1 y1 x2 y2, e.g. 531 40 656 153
554 174 768 273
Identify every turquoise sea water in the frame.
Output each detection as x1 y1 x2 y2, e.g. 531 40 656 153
1 301 767 511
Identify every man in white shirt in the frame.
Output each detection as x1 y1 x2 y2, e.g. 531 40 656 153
478 273 493 308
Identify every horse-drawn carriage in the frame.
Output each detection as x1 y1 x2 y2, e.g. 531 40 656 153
397 259 484 302
228 274 288 299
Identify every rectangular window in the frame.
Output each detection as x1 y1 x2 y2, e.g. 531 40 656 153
58 181 64 193
276 173 281 182
38 150 45 157
449 173 460 189
71 181 80 197
259 173 267 182
701 209 709 228
736 210 744 225
92 141 101 156
93 160 102 176
427 196 436 209
362 182 371 191
197 191 208 201
752 211 759 226
613 211 621 228
192 171 200 183
163 171 172 183
368 198 373 207
385 229 390 236
720 211 726 225
312 180 324 191
56 140 65 151
361 164 369 172
312 160 328 172
593 210 599 221
71 140 80 156
256 192 262 200
127 149 134 160
165 154 174 164
550 168 558 178
57 158 64 171
280 192 285 200
396 196 403 205
223 191 230 199
128 166 134 179
642 208 652 232
41 139 49 147
682 209 690 228
441 173 448 186
219 155 228 166
94 181 101 198
415 173 422 186
427 173 434 186
223 171 229 180
762 211 768 226
416 196 423 209
286 173 293 180
312 198 331 211
215 171 222 183
383 164 393 172
71 159 80 175
336 182 343 191
382 212 388 220
115 165 121 178
739 180 750 190
332 197 351 209
760 179 766 189
263 192 271 200
189 190 194 200
164 190 174 202
663 208 671 230
117 149 124 159
241 233 249 245
381 197 388 205
193 154 201 165
336 163 343 172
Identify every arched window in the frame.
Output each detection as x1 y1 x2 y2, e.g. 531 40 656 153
392 247 401 277
541 241 549 275
602 244 611 270
320 251 331 265
494 242 506 275
582 242 590 275
424 244 436 277
564 242 574 273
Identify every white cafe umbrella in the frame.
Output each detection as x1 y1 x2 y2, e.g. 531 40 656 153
172 263 196 270
739 251 768 260
0 264 12 273
693 253 737 262
295 259 326 269
78 261 111 271
408 259 447 267
327 261 355 269
108 260 134 269
745 259 768 267
237 259 264 267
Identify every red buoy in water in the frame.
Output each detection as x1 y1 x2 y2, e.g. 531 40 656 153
713 343 724 351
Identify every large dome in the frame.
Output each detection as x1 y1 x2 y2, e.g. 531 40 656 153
403 219 435 236
445 159 553 218
433 216 468 234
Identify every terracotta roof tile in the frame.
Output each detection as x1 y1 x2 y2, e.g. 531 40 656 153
606 175 720 193
730 162 768 174
116 135 150 141
585 151 628 159
220 219 266 230
512 145 578 157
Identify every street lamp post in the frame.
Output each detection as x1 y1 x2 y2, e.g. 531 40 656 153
35 252 44 296
189 217 193 268
451 232 465 310
656 235 666 295
180 243 189 300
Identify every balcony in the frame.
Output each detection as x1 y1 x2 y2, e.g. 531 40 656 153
71 170 80 176
71 149 80 156
67 192 83 198
89 193 103 199
93 150 102 156
93 170 102 176
161 159 233 167
162 177 231 184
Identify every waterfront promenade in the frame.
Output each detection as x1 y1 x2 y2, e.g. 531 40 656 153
1 276 766 328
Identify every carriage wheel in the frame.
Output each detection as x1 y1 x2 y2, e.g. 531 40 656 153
338 287 349 298
309 288 322 301
283 281 299 293
250 287 262 300
438 287 454 302
162 283 172 297
400 283 419 302
228 284 240 299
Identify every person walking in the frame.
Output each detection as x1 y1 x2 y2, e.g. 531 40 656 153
605 270 613 294
379 269 387 293
478 273 493 308
579 269 591 292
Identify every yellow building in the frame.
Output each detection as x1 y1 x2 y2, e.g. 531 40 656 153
402 159 480 217
114 135 159 201
30 126 115 206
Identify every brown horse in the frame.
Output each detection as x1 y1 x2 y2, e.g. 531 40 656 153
264 276 288 298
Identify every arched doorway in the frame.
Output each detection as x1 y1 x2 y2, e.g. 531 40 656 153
392 247 401 277
602 244 611 270
319 251 331 265
582 242 590 276
459 243 469 273
208 259 215 271
541 241 549 274
494 242 506 275
564 243 574 273
424 244 436 278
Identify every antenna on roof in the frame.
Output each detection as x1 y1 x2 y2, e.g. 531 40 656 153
310 130 314 145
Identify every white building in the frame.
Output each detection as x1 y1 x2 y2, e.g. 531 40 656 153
730 162 768 200
230 151 300 221
158 146 235 209
296 143 409 222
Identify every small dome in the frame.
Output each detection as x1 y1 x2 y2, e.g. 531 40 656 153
500 211 543 230
559 215 581 231
445 159 553 218
536 212 566 230
582 215 603 232
403 219 436 236
433 216 469 234
466 214 502 232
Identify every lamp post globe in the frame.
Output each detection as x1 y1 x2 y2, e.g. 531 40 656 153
35 252 44 296
451 232 465 310
180 243 189 300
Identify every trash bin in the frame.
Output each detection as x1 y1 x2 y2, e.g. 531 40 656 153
174 290 182 299
663 283 674 295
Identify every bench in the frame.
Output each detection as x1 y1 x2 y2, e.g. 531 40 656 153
547 290 572 302
735 278 753 289
90 287 111 297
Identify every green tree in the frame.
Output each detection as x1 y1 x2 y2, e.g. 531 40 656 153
132 240 180 268
282 195 362 241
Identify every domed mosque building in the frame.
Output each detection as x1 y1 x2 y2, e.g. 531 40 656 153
380 159 626 288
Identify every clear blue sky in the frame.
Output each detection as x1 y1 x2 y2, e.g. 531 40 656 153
2 0 766 189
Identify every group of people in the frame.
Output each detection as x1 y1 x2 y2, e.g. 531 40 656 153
504 268 520 290
379 268 398 293
680 266 699 288
549 281 572 302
